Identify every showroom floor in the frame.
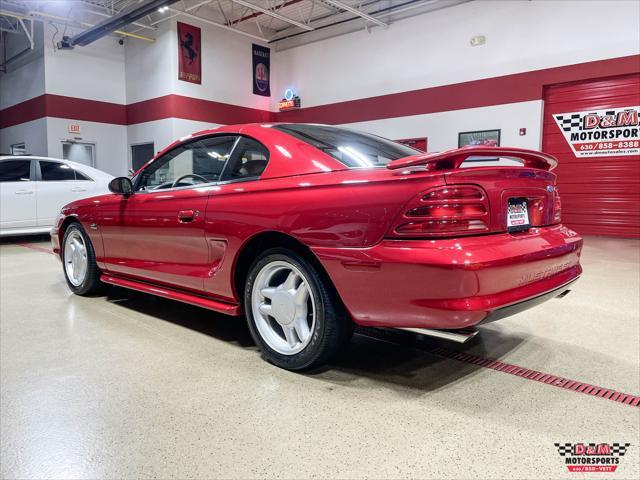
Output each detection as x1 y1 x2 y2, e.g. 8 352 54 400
0 236 638 479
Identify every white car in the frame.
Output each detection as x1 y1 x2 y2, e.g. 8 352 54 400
0 156 113 236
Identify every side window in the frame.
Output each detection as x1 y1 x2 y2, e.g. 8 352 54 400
136 135 238 191
223 137 270 181
40 161 76 181
0 160 31 182
74 170 92 181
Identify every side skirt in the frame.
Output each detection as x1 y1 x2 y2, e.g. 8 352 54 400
101 274 241 316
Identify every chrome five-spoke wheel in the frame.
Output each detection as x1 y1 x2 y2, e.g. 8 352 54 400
64 229 88 287
61 223 105 296
245 248 353 371
251 261 315 355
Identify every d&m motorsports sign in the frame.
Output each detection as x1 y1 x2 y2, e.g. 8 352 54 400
553 106 639 158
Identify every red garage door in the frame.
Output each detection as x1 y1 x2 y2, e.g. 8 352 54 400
542 74 640 238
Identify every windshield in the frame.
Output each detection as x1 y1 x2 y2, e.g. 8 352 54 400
274 124 419 168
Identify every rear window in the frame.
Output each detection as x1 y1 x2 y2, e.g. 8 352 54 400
274 124 418 168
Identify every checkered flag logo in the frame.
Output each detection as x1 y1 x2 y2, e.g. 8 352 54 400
554 113 582 132
554 110 618 132
554 442 631 457
555 443 573 456
611 443 630 456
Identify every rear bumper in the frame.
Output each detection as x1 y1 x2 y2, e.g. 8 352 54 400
312 225 583 330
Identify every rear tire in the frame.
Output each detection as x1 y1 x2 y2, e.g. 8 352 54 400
62 223 105 296
244 248 353 371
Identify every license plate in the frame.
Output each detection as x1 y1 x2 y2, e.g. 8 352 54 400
507 197 530 232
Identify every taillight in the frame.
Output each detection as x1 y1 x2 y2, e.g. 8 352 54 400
393 185 490 237
552 188 562 224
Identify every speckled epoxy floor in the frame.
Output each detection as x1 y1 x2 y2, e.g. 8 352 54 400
1 235 639 479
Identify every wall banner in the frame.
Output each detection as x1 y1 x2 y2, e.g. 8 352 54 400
553 106 639 157
178 22 201 84
252 44 270 97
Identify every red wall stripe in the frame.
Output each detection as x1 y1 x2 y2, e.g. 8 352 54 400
126 94 273 126
1 55 638 129
0 94 127 128
0 95 47 129
46 94 127 125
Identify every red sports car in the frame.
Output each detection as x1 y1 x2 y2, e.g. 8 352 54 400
51 124 583 370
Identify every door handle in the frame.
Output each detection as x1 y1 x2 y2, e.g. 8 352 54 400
71 187 87 192
15 189 34 195
178 209 196 223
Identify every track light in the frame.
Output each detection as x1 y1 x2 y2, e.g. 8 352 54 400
158 6 169 13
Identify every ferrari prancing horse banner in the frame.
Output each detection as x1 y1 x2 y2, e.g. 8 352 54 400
178 22 201 84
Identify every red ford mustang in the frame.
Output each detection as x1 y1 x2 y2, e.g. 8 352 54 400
51 123 583 370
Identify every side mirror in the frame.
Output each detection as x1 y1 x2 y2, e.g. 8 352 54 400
108 177 134 195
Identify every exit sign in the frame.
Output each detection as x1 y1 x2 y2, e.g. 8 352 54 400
68 123 81 134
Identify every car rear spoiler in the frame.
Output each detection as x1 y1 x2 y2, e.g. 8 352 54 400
386 146 558 171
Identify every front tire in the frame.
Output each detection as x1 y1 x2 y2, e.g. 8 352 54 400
62 223 105 296
244 248 353 370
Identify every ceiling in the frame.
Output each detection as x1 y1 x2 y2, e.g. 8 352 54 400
0 0 468 50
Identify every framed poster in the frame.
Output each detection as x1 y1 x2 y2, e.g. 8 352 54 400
178 22 201 84
458 129 500 147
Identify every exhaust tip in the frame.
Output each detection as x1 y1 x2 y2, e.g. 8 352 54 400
556 289 571 299
398 327 479 343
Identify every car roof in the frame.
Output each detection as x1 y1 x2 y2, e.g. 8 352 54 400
0 155 63 162
0 156 113 178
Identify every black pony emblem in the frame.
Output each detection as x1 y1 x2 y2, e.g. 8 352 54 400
180 32 198 64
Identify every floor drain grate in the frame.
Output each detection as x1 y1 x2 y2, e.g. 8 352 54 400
432 347 640 408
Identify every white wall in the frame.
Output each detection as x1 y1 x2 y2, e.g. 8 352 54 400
123 18 266 164
0 22 45 110
0 119 48 156
346 100 544 151
271 0 639 151
125 18 269 111
44 23 126 104
125 21 174 104
45 118 127 176
170 19 270 111
273 0 640 108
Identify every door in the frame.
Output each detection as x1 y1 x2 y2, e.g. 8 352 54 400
35 160 95 227
542 74 640 238
202 136 271 299
0 159 36 230
131 142 155 172
98 135 239 294
62 142 96 167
